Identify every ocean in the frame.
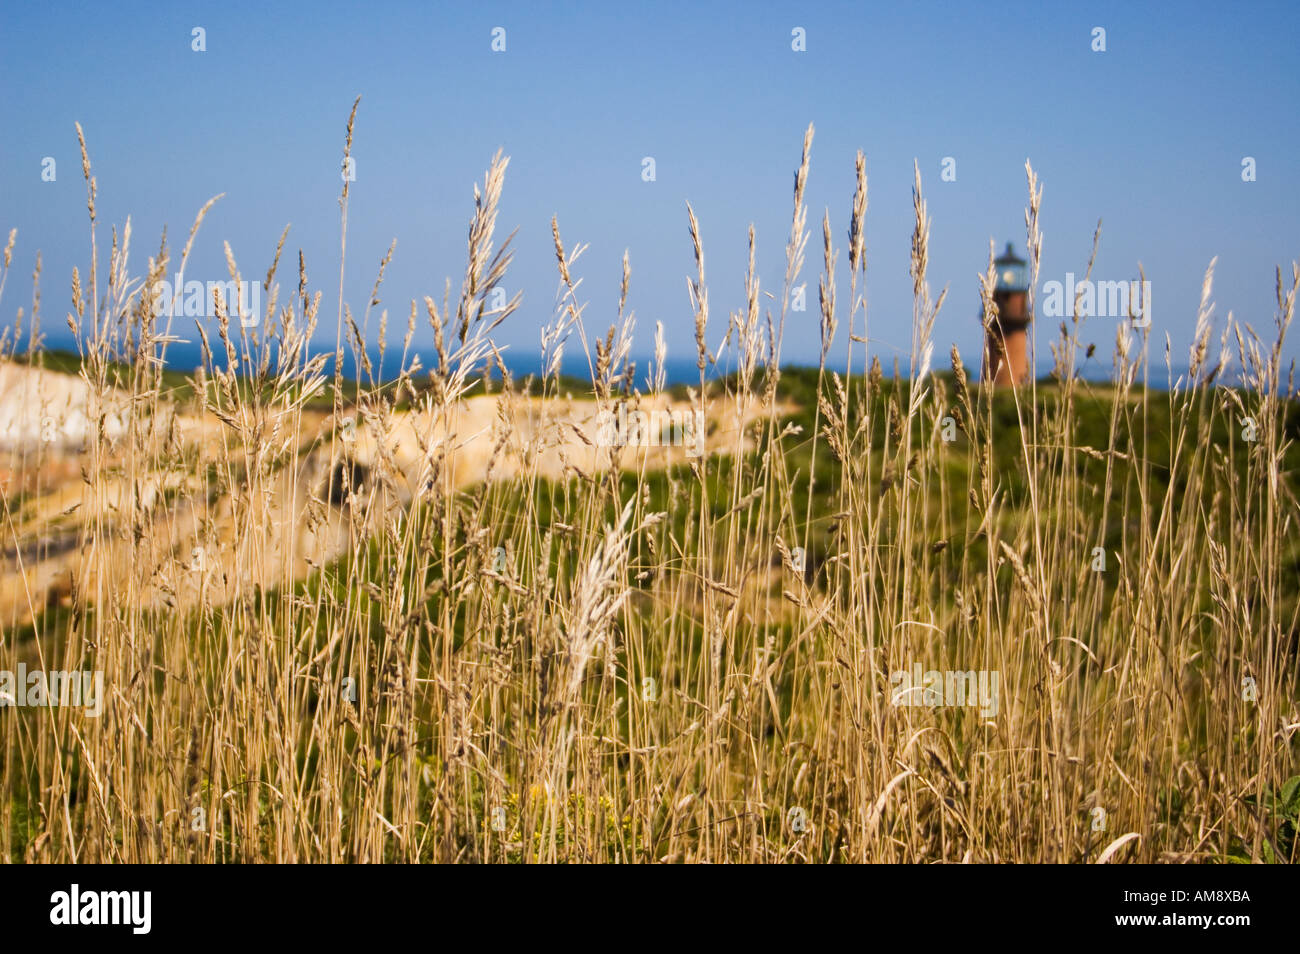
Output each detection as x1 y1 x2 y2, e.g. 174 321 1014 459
30 328 1209 390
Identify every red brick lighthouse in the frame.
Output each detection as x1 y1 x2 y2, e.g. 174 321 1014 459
983 242 1030 387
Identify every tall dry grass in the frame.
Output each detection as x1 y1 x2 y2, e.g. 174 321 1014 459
0 109 1297 863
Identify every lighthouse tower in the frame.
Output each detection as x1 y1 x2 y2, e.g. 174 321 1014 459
983 242 1030 387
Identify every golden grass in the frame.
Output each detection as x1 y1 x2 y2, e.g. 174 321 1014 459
0 111 1296 863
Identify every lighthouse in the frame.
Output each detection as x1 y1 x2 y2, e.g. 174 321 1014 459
982 242 1030 386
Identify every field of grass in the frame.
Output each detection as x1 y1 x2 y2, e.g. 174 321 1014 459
1 115 1297 863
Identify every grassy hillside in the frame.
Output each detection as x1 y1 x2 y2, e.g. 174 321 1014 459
0 120 1296 864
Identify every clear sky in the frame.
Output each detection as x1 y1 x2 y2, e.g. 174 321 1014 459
2 0 1297 377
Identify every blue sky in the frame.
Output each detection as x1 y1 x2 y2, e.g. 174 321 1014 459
2 0 1297 376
